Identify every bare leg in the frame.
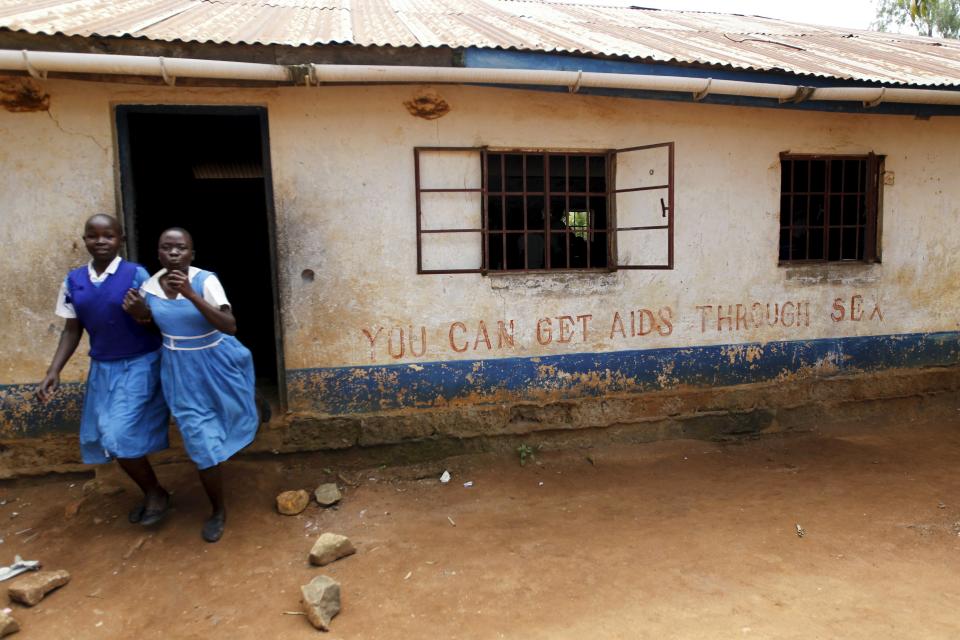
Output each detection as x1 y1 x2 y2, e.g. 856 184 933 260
198 464 226 542
116 457 168 518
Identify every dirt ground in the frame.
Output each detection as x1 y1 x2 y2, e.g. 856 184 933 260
2 410 960 639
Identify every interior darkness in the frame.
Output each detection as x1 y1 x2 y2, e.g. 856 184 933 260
779 158 868 262
486 152 608 271
121 111 278 389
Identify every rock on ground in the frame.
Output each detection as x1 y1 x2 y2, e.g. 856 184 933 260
313 483 342 507
301 575 341 631
8 570 71 606
309 533 356 566
0 610 18 637
276 490 310 515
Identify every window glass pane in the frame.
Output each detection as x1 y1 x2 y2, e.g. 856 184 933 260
779 228 790 260
488 196 503 230
549 232 568 269
828 195 841 227
829 160 844 192
615 228 669 267
420 191 482 230
791 195 808 227
487 153 502 192
569 195 587 212
791 227 808 260
780 195 790 227
828 228 841 261
487 232 504 270
589 156 606 192
528 196 545 230
505 154 523 192
810 160 826 193
590 231 608 268
781 160 792 193
841 227 859 260
569 156 587 192
505 196 524 230
794 160 809 192
842 195 859 226
549 195 566 231
810 194 825 226
808 227 825 259
418 149 481 190
591 196 608 230
549 155 566 192
858 194 867 225
527 233 545 269
526 155 544 193
421 232 482 271
506 233 525 269
843 160 863 192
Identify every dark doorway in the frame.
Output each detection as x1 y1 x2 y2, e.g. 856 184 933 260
116 106 283 404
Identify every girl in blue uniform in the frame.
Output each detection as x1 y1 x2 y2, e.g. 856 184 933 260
38 214 171 526
124 227 258 543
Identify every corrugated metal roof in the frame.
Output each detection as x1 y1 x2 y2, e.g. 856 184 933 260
2 0 960 87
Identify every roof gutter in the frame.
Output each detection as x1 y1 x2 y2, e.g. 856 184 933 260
3 49 960 108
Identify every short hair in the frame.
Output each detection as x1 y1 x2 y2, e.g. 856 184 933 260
159 227 194 247
85 214 122 233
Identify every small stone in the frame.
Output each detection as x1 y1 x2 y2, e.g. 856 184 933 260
309 533 356 566
313 484 342 507
276 490 310 516
300 575 341 631
0 610 18 637
64 499 84 519
8 570 71 606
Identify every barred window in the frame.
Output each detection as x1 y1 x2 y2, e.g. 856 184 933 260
779 153 883 263
415 144 674 274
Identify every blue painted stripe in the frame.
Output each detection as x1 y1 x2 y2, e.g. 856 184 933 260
462 49 960 117
287 331 960 415
0 382 84 436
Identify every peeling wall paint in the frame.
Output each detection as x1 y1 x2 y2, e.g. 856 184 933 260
2 77 960 446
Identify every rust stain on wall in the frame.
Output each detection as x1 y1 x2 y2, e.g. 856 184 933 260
404 91 450 120
0 77 49 112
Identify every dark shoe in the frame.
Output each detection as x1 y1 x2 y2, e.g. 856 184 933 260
202 513 226 543
128 504 146 524
140 491 171 526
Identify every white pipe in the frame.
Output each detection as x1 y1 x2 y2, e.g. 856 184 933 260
2 49 960 107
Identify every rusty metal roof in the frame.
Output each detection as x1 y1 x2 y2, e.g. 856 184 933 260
2 0 960 87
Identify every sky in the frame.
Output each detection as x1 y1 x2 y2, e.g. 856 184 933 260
574 1 897 32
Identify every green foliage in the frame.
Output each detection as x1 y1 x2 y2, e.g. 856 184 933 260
874 0 960 37
517 443 535 466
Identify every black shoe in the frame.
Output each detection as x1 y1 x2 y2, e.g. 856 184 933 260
140 491 171 526
128 504 146 524
202 513 226 543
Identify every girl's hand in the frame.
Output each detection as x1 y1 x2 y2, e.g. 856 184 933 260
37 372 60 403
122 289 152 323
165 270 198 300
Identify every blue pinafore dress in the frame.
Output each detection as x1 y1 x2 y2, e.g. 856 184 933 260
67 260 169 464
144 269 258 469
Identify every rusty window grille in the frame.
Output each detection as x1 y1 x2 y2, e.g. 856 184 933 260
779 153 883 263
414 143 674 274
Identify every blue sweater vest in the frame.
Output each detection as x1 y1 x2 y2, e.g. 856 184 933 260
66 260 161 361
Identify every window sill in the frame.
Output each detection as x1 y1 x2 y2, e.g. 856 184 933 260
487 269 622 294
779 261 881 286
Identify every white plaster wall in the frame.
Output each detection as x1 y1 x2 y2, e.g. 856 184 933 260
2 77 959 383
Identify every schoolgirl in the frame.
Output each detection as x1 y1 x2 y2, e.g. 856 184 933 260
124 227 259 542
38 214 171 525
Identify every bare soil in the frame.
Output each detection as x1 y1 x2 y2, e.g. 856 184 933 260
2 411 960 639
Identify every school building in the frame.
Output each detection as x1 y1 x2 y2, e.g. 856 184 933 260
2 1 959 476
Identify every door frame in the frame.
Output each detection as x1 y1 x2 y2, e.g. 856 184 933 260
114 104 287 409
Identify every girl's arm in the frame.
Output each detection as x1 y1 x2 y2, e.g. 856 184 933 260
37 318 82 403
166 271 237 335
